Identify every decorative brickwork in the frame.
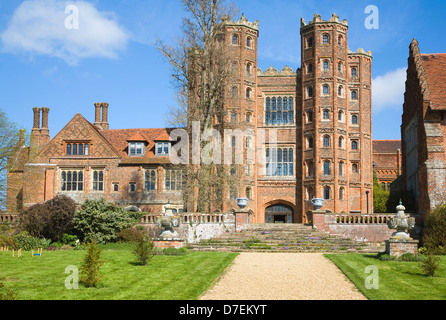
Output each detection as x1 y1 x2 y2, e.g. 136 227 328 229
401 39 446 218
7 13 378 235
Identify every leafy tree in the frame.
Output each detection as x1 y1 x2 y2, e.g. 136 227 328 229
72 199 137 244
423 203 446 254
373 171 389 213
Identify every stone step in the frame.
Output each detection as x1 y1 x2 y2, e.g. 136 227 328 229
190 223 384 253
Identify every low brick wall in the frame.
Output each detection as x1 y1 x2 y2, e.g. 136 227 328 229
386 239 419 257
312 212 396 242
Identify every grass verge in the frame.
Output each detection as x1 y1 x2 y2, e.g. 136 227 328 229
0 246 237 300
325 253 446 300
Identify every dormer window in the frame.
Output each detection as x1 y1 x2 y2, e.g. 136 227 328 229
156 142 170 156
129 142 145 156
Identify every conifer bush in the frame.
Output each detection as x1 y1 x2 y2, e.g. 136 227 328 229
80 243 104 287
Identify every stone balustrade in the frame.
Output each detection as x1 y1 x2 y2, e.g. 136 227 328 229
333 214 394 225
140 213 229 225
0 214 18 223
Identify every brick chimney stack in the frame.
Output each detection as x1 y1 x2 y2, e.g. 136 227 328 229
101 103 109 130
30 107 50 159
93 103 109 130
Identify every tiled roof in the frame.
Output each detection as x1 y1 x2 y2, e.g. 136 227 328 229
421 53 446 110
373 140 401 154
101 128 175 163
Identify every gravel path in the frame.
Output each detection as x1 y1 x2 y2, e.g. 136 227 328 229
200 252 367 300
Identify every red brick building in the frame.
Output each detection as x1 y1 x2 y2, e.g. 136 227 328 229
373 140 401 191
7 14 375 223
401 38 446 217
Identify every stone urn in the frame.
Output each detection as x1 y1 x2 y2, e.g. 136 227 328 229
236 198 248 210
387 201 415 241
311 198 324 211
156 212 181 240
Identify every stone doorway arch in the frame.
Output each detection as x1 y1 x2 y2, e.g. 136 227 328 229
265 202 294 224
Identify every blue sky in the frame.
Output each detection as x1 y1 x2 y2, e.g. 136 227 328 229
0 0 445 140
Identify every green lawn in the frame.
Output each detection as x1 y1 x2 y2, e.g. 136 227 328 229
325 253 446 300
0 246 237 300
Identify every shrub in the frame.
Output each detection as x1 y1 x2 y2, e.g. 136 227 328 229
117 227 146 243
398 253 421 262
0 234 17 248
17 203 48 238
133 237 154 266
14 232 51 251
72 199 137 244
61 234 79 246
43 196 77 242
18 195 76 242
419 253 441 277
80 243 104 287
163 247 189 256
423 204 446 254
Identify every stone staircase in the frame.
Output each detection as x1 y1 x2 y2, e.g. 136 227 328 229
189 223 385 253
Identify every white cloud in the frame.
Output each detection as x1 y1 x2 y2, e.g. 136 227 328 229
372 67 407 112
1 0 129 65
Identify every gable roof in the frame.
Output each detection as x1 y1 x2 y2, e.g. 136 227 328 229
31 113 121 163
420 53 446 110
101 128 175 164
373 140 401 154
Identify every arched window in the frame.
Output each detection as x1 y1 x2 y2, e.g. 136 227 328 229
338 136 344 148
338 85 343 96
323 60 329 71
307 86 313 98
308 137 314 149
307 63 313 73
307 110 313 122
323 85 330 95
306 187 313 200
247 36 252 48
338 110 344 121
339 161 344 176
339 187 344 200
307 37 313 48
323 109 330 120
246 112 251 123
351 68 357 77
322 34 329 45
324 161 330 175
324 186 331 200
352 114 358 125
323 135 330 147
352 163 359 174
352 140 358 150
231 112 237 123
246 187 252 200
246 63 252 75
351 90 358 100
307 161 313 177
231 86 237 97
232 34 239 45
246 87 252 99
338 62 343 73
338 35 343 46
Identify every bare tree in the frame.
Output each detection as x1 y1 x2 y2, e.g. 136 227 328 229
1 109 27 211
157 0 239 213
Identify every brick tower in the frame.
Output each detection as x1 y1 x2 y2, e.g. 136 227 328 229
299 14 373 220
221 14 259 213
